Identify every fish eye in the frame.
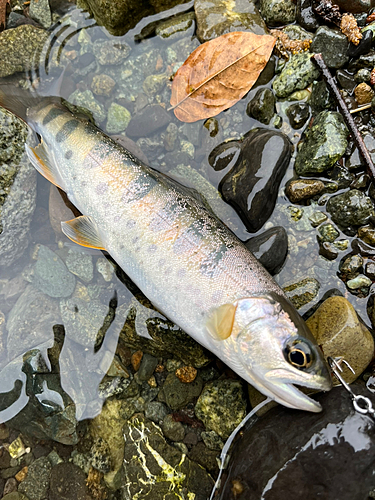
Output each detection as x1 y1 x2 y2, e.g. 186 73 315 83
284 338 314 370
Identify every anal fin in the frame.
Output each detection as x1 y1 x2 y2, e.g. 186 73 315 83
25 140 65 190
61 215 106 250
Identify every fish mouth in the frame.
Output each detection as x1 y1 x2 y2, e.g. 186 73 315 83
264 368 333 412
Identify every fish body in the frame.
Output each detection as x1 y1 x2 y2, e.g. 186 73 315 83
0 93 332 411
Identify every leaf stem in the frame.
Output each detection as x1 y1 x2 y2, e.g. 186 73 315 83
312 53 375 182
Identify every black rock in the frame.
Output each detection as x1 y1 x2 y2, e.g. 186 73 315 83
348 28 373 59
217 384 375 500
208 141 242 172
286 102 310 129
296 0 320 31
126 105 171 138
244 226 288 275
352 238 375 256
336 69 357 92
220 129 292 233
246 88 276 125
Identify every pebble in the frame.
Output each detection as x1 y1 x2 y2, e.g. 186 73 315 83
294 111 348 175
68 90 107 124
339 254 363 276
195 380 246 440
155 12 196 39
310 26 349 69
208 141 242 172
296 0 320 31
201 430 224 451
93 39 131 66
307 296 374 383
317 223 339 243
310 80 335 113
246 88 276 125
260 0 296 26
354 68 372 83
354 82 374 104
65 249 94 283
308 210 328 227
142 73 168 96
29 0 52 28
106 103 131 134
220 129 291 232
18 457 51 500
335 0 375 12
159 372 203 410
286 102 310 129
348 28 373 58
175 366 198 383
347 273 372 290
126 105 171 139
326 189 375 227
319 241 339 260
49 462 89 500
144 401 168 424
161 414 185 442
273 51 320 99
358 225 375 246
352 238 375 257
137 353 159 381
285 179 325 203
244 226 288 275
96 257 114 282
131 350 143 371
91 74 116 96
283 277 320 309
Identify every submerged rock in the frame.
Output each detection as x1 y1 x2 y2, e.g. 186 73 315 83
285 179 325 203
194 0 267 43
217 384 375 500
294 111 348 175
220 129 292 232
306 296 374 383
327 189 375 227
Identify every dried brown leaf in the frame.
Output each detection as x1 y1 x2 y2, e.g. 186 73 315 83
340 13 362 45
170 31 276 123
0 0 10 31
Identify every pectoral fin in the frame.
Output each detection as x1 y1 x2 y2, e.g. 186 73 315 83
61 215 106 250
206 303 237 340
25 141 65 190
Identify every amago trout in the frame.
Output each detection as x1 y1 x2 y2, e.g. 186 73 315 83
0 90 332 411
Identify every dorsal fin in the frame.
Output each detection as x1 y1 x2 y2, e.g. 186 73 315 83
206 303 237 340
61 215 106 250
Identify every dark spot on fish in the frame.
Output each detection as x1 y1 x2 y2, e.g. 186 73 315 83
56 120 79 143
132 236 139 245
148 244 157 253
122 175 157 204
65 150 73 160
43 106 66 125
96 182 108 195
177 268 186 278
83 143 110 169
173 219 206 255
200 243 227 277
74 305 79 313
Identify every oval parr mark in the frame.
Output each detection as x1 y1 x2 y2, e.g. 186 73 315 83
42 106 66 125
55 120 79 143
65 150 73 160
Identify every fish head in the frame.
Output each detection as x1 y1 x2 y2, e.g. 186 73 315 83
232 292 332 412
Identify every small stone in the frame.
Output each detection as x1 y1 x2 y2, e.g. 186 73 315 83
163 123 179 151
106 103 131 134
283 277 320 309
244 226 288 276
29 0 52 28
285 179 325 203
69 90 107 124
175 366 197 383
339 254 364 276
296 0 320 31
91 75 116 96
295 111 348 175
310 26 349 69
310 80 335 113
0 424 9 440
318 223 340 242
347 274 372 289
93 39 131 66
15 467 28 482
307 296 374 383
246 88 276 125
336 69 357 92
352 238 375 257
365 261 375 280
145 401 168 424
96 257 114 282
319 241 339 260
354 68 372 83
161 414 185 442
18 457 51 500
8 437 26 459
131 351 143 372
308 211 328 227
126 105 171 139
65 248 93 283
195 380 246 440
142 74 168 96
161 373 203 410
273 51 320 99
358 225 375 246
3 479 17 496
49 462 89 500
333 239 349 251
286 102 310 129
327 189 375 227
200 430 224 451
155 12 195 39
355 82 374 104
138 353 158 381
260 0 296 26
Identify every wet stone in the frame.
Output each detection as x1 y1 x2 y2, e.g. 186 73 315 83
285 179 325 203
327 189 375 227
208 141 242 172
283 277 320 309
347 273 372 290
18 457 51 500
29 0 52 28
310 80 336 114
220 129 292 232
65 248 93 283
201 430 224 451
246 88 276 125
273 51 320 98
318 223 339 243
358 225 375 246
49 462 89 500
93 39 131 66
244 226 288 275
307 296 374 382
194 0 267 43
138 353 159 381
354 68 372 83
352 238 375 257
339 253 364 276
91 74 116 96
310 26 349 69
336 69 357 92
355 82 375 104
160 373 203 410
309 211 327 228
294 111 348 175
155 12 196 39
145 401 168 424
349 27 373 58
216 385 375 500
143 73 168 96
335 0 375 12
319 241 339 260
194 380 247 440
260 0 296 26
126 105 171 139
106 103 131 134
296 0 320 31
286 102 310 129
161 414 185 442
365 260 375 279
69 89 106 124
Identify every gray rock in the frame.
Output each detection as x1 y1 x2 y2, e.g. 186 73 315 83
93 39 131 66
123 416 214 499
160 372 203 410
32 245 76 298
327 189 375 227
18 457 51 500
194 0 267 43
260 0 296 26
6 285 60 359
68 90 107 124
273 51 320 98
247 88 276 125
0 25 49 78
310 80 335 114
296 0 319 31
29 0 52 28
49 462 89 500
161 414 185 442
294 111 348 175
138 353 159 381
310 26 349 69
65 248 94 283
145 401 168 423
195 379 247 439
126 105 171 139
105 103 131 134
